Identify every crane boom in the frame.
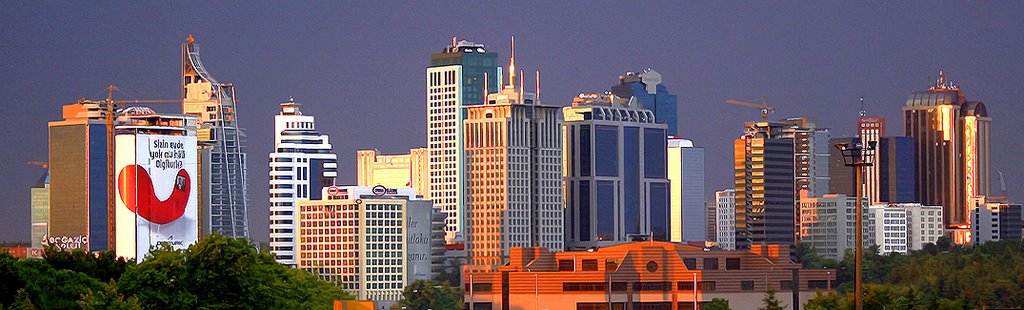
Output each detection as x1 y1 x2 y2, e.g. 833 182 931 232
725 98 777 120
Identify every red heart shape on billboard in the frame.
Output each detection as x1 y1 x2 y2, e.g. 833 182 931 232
117 165 190 224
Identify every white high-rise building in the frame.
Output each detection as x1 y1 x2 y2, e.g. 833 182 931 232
669 138 706 243
884 203 943 250
715 189 736 250
799 192 870 260
971 199 1022 245
463 37 563 266
268 99 338 266
868 205 908 255
426 38 499 243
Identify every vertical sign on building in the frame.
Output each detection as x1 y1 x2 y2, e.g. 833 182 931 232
115 134 199 260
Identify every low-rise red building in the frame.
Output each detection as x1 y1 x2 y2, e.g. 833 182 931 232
463 241 835 310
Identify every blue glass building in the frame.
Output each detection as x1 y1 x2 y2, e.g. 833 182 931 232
610 69 679 137
563 93 670 249
829 136 917 203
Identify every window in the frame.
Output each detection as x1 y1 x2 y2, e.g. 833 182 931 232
582 259 598 271
697 281 716 291
741 281 755 291
605 259 619 271
646 261 659 272
683 258 696 270
610 282 628 292
780 280 793 290
467 283 492 292
808 280 829 289
703 258 719 270
558 259 574 271
563 282 607 292
678 281 694 290
633 282 671 291
726 258 741 270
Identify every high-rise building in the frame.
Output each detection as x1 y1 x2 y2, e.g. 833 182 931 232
734 121 795 250
972 200 1022 245
868 205 909 255
356 148 429 199
427 38 499 243
295 186 439 306
181 35 249 238
879 203 943 251
268 99 338 266
46 100 110 251
562 93 669 249
715 189 736 250
706 200 717 244
798 192 869 260
829 136 917 203
30 171 49 250
903 72 991 231
858 116 886 203
463 40 563 266
113 108 199 261
609 69 678 136
668 137 705 242
777 118 830 199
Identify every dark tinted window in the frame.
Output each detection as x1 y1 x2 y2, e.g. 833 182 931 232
580 125 591 176
623 127 641 234
703 258 719 270
596 181 615 241
643 128 666 178
582 259 598 271
726 258 741 270
558 259 574 271
595 125 618 177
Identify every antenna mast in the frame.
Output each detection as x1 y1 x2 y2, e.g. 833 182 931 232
859 97 866 117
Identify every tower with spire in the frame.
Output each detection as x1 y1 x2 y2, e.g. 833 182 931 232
463 36 564 266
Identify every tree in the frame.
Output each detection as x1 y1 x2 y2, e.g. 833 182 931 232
43 248 129 282
758 287 786 310
78 280 142 310
434 258 462 287
394 279 463 310
704 298 732 310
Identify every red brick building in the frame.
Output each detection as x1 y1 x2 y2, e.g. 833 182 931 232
463 241 834 310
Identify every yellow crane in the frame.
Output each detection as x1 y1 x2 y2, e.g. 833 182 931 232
27 161 48 169
99 85 180 250
725 98 777 120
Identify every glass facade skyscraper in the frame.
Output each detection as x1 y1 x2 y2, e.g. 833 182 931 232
829 136 917 204
563 93 669 249
734 121 795 250
47 101 110 251
610 69 679 137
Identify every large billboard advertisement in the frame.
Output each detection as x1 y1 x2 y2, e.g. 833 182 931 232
115 134 198 260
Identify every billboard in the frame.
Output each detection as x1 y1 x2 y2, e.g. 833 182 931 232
115 134 198 260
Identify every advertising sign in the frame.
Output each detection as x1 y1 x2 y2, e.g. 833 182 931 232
115 134 198 260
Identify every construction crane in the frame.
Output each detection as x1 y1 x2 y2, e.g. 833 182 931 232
27 161 48 169
98 85 180 251
997 170 1008 198
725 98 777 120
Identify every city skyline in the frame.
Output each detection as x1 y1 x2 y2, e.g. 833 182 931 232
3 2 1024 243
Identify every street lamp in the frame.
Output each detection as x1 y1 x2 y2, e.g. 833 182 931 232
834 140 876 310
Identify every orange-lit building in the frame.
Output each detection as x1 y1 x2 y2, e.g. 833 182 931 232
463 241 834 310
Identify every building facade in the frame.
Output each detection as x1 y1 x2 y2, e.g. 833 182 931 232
295 186 440 305
426 38 500 243
181 36 250 238
778 118 830 199
47 100 110 251
857 116 886 204
972 200 1023 245
30 172 49 250
669 137 706 243
609 69 678 136
903 72 991 232
868 205 909 255
829 136 917 204
734 122 795 250
268 100 338 266
798 192 869 260
356 148 429 199
563 93 669 249
882 203 943 251
463 48 563 266
715 189 736 250
463 241 835 310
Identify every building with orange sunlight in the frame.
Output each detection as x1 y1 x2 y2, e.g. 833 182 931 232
463 241 835 310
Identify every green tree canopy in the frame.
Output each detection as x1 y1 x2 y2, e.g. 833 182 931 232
393 279 462 310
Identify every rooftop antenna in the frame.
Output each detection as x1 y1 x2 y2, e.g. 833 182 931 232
519 69 524 104
508 35 516 88
483 71 489 104
859 97 866 117
535 70 540 103
452 36 457 48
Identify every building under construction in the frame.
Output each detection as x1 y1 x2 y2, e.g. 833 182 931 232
181 36 250 238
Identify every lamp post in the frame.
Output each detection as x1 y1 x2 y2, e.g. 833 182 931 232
834 140 876 310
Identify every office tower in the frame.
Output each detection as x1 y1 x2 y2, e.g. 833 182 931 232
181 35 249 238
46 100 110 251
858 116 886 203
268 99 338 266
427 38 499 243
113 108 199 260
777 118 830 199
463 41 563 265
881 203 943 251
295 186 438 306
972 200 1022 245
563 93 669 249
706 201 717 244
715 189 736 250
356 148 429 199
868 205 909 255
798 192 869 260
903 72 991 231
830 137 917 203
609 69 678 136
30 172 49 250
668 137 706 242
734 121 795 249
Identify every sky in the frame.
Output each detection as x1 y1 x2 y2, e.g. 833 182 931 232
1 2 1023 243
